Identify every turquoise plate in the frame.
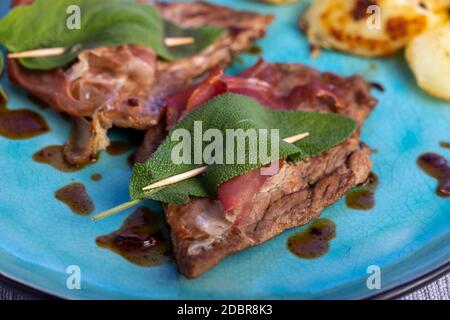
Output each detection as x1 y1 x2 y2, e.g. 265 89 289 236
0 0 449 300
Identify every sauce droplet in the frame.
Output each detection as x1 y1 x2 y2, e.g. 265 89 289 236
106 140 132 156
417 153 450 197
55 183 94 215
90 173 102 181
96 207 171 267
370 82 385 93
247 45 262 56
0 107 49 140
287 218 336 259
33 146 89 172
345 172 379 210
439 141 450 150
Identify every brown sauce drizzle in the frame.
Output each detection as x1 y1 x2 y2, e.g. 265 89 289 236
370 82 385 92
33 146 89 172
96 207 171 267
0 106 49 140
106 140 132 156
287 218 336 259
417 153 450 197
91 173 102 181
55 183 94 216
247 45 262 56
345 172 379 210
439 142 450 150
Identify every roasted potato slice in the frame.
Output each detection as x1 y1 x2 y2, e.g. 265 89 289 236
406 22 450 101
429 0 450 10
301 0 449 57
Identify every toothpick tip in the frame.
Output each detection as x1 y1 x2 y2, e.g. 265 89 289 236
91 199 142 222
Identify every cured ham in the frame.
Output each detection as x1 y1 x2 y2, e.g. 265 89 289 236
8 1 273 164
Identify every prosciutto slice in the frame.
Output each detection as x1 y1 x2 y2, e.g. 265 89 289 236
8 1 273 164
165 60 284 127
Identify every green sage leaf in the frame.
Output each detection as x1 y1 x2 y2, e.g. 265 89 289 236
130 93 356 204
0 0 224 70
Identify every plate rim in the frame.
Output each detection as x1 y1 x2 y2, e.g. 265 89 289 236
1 260 449 300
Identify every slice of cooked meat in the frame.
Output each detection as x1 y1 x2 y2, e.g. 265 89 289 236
8 1 273 164
162 61 377 278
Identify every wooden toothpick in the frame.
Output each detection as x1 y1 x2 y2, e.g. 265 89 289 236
283 132 310 144
142 167 207 191
91 199 143 222
164 37 195 47
8 37 195 59
91 132 310 222
8 47 66 59
142 132 310 192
